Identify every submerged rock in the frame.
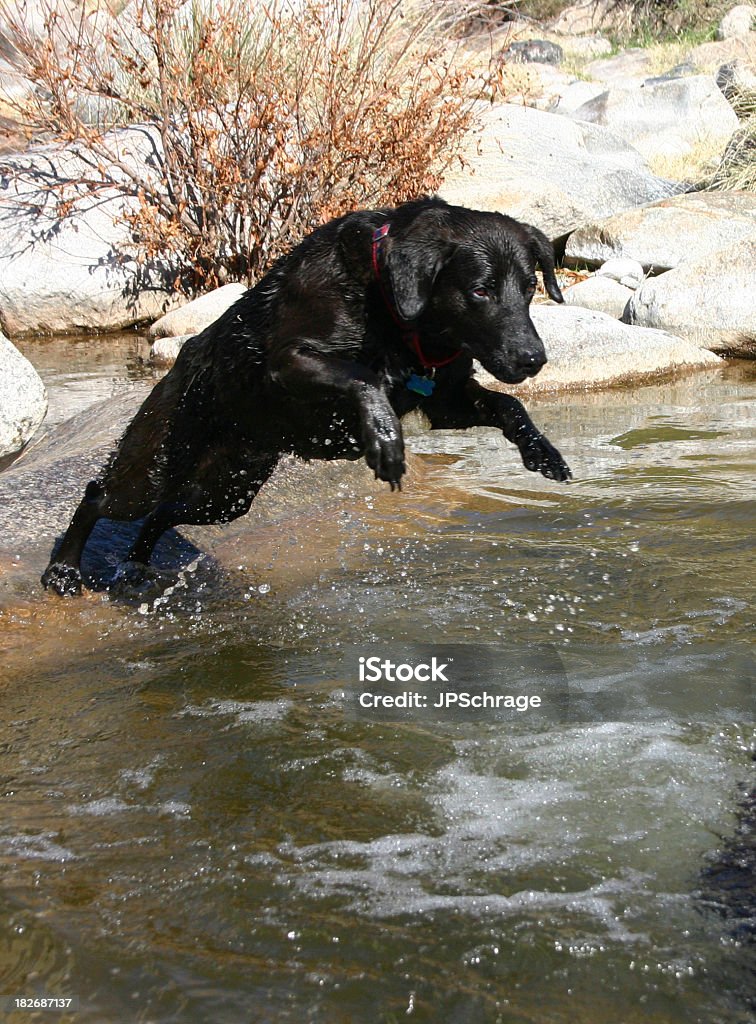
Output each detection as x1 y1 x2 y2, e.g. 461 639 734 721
0 386 407 591
0 331 47 459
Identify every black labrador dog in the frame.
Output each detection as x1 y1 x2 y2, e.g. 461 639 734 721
42 197 571 597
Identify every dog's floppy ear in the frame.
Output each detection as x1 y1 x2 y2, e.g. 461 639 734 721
337 214 380 283
527 226 563 303
385 212 455 321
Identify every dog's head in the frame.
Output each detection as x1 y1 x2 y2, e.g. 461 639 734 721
382 203 563 385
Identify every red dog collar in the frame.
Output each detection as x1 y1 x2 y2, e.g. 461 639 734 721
371 223 462 371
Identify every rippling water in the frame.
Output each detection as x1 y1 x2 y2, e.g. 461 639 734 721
0 348 753 1023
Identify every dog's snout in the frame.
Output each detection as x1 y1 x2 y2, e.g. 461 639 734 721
518 347 547 375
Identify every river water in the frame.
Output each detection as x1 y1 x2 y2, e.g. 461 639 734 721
0 340 753 1023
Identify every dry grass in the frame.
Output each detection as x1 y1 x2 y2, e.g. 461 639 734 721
708 116 756 191
645 131 731 182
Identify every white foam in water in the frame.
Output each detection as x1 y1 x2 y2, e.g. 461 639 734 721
66 796 191 818
277 721 739 934
119 756 164 791
156 801 191 817
179 698 292 726
67 797 133 817
0 832 76 862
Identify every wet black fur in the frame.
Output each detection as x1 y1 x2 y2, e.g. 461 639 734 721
42 197 572 597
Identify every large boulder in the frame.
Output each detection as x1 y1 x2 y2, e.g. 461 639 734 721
439 103 681 238
550 79 608 113
149 283 247 338
625 238 756 355
555 34 613 59
582 48 655 85
478 305 722 392
570 75 739 164
686 33 756 73
565 191 756 271
0 128 182 336
0 331 47 458
717 5 756 39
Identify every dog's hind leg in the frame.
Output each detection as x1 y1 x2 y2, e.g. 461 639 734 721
41 481 106 596
120 455 280 574
124 500 193 568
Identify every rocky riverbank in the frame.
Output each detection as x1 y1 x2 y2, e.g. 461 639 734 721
0 0 754 457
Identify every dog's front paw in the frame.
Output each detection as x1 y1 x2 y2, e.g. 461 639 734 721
519 434 572 482
361 407 406 491
41 562 83 597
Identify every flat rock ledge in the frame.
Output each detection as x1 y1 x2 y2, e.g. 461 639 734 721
477 305 722 393
565 192 756 272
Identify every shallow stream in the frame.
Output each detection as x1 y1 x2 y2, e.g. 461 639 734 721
0 339 753 1023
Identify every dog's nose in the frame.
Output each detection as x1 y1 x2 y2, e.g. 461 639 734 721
519 349 547 374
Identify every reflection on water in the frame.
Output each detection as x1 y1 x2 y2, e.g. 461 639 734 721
14 333 156 431
0 345 754 1023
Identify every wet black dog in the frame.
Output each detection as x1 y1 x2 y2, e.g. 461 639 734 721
42 197 571 597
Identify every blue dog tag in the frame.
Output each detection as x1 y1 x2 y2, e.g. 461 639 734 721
406 373 435 396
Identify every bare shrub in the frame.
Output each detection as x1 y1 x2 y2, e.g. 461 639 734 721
0 0 487 290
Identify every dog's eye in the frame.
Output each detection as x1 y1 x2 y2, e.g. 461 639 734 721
471 287 490 301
